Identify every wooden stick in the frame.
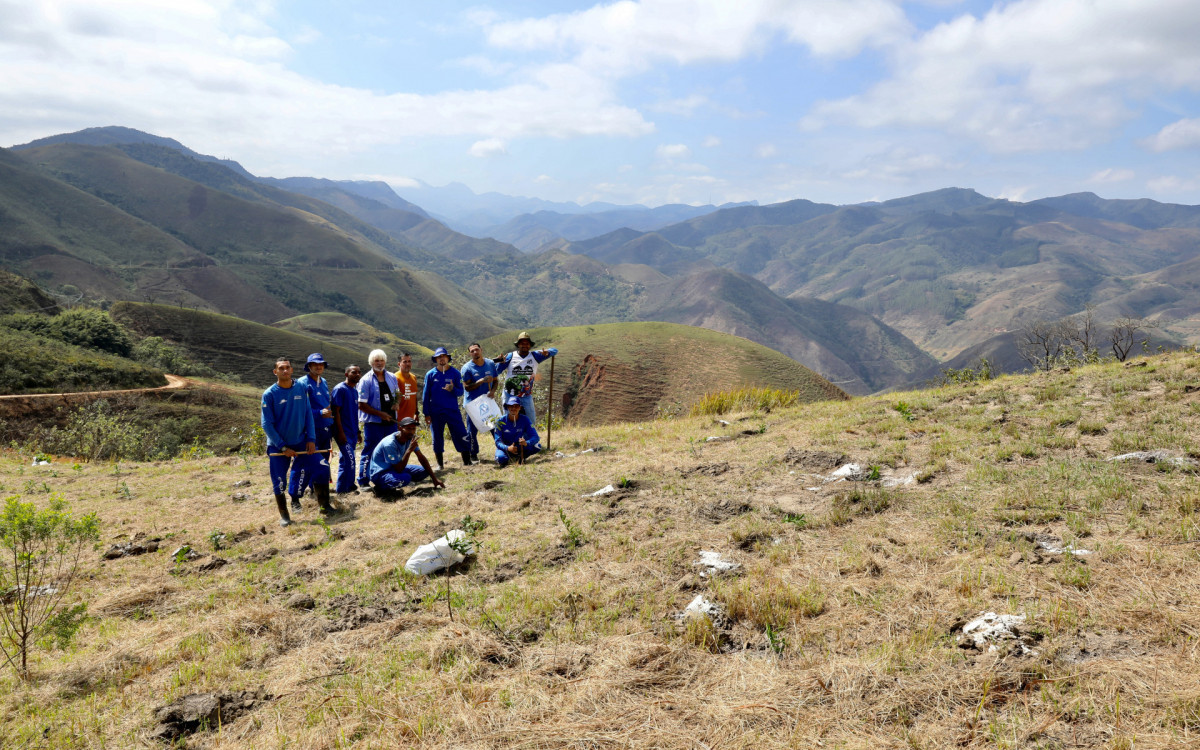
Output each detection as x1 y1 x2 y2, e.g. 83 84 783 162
268 449 332 457
546 355 555 451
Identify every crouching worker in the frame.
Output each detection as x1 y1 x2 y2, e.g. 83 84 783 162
369 417 445 499
494 395 541 467
261 358 327 526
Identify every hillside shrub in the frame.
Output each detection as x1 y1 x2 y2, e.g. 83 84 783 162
130 336 218 377
0 495 99 679
689 387 801 417
20 400 204 462
0 327 164 395
4 308 133 357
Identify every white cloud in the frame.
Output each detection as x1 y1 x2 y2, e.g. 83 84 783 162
1147 175 1200 194
0 0 653 167
468 138 508 157
454 55 515 77
482 0 909 77
655 143 691 159
534 174 555 183
1089 168 1134 184
648 94 709 116
804 0 1200 153
702 135 721 147
756 143 778 158
1142 118 1200 152
841 147 962 182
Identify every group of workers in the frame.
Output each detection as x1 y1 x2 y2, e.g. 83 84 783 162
260 332 557 526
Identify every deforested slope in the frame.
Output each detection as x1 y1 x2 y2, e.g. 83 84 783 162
477 321 848 425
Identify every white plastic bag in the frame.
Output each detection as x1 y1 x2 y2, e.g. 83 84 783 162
404 529 475 575
464 396 503 432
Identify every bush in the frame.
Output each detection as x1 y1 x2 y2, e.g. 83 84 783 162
0 495 100 679
0 327 163 395
689 387 801 416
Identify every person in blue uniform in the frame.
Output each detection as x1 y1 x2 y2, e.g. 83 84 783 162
293 353 335 513
493 332 557 424
357 349 399 488
493 395 541 467
423 347 473 470
260 358 317 526
330 364 362 496
369 417 445 498
460 342 499 463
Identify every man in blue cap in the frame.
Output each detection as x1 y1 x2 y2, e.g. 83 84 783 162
293 353 336 515
493 394 541 467
423 346 473 470
369 417 445 498
261 357 317 526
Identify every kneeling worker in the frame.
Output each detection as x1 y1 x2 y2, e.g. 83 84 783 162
494 395 541 466
369 417 445 497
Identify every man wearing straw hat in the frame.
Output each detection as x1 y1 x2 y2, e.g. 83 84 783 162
494 332 557 424
261 357 318 527
423 346 473 470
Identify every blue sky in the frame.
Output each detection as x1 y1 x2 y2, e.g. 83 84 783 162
2 0 1199 208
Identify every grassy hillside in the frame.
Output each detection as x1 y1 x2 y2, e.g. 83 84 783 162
272 312 433 359
111 303 375 383
1 144 511 343
0 326 165 395
478 321 847 425
4 350 1200 747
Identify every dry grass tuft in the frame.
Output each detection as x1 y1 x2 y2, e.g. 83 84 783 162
3 351 1200 748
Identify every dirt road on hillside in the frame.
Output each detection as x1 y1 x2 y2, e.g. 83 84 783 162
0 374 191 402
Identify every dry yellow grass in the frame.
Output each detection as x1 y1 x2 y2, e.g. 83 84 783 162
2 352 1200 748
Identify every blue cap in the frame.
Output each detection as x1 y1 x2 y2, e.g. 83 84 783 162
304 353 326 371
431 346 450 361
505 395 521 407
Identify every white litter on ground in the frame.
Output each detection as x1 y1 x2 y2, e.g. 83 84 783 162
404 530 475 575
829 463 863 480
716 420 730 426
695 550 741 577
1037 540 1092 556
1108 450 1198 469
31 459 50 466
959 612 1033 653
681 594 724 621
584 485 615 497
881 473 917 488
705 436 730 442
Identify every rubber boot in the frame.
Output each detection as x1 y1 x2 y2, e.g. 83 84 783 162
436 452 444 471
274 493 292 527
461 451 473 467
315 484 334 516
290 495 302 514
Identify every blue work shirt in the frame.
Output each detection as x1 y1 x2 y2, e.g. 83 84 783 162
369 432 417 482
461 359 499 403
296 374 333 428
330 381 360 442
261 381 316 448
493 414 541 453
357 370 400 424
423 366 464 415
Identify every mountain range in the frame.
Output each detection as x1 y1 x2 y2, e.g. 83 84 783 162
3 125 1198 396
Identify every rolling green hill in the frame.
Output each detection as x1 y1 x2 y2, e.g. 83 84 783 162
111 303 377 383
477 321 847 425
272 312 433 360
0 143 512 345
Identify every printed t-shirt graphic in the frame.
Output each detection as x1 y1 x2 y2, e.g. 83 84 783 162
396 370 420 421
